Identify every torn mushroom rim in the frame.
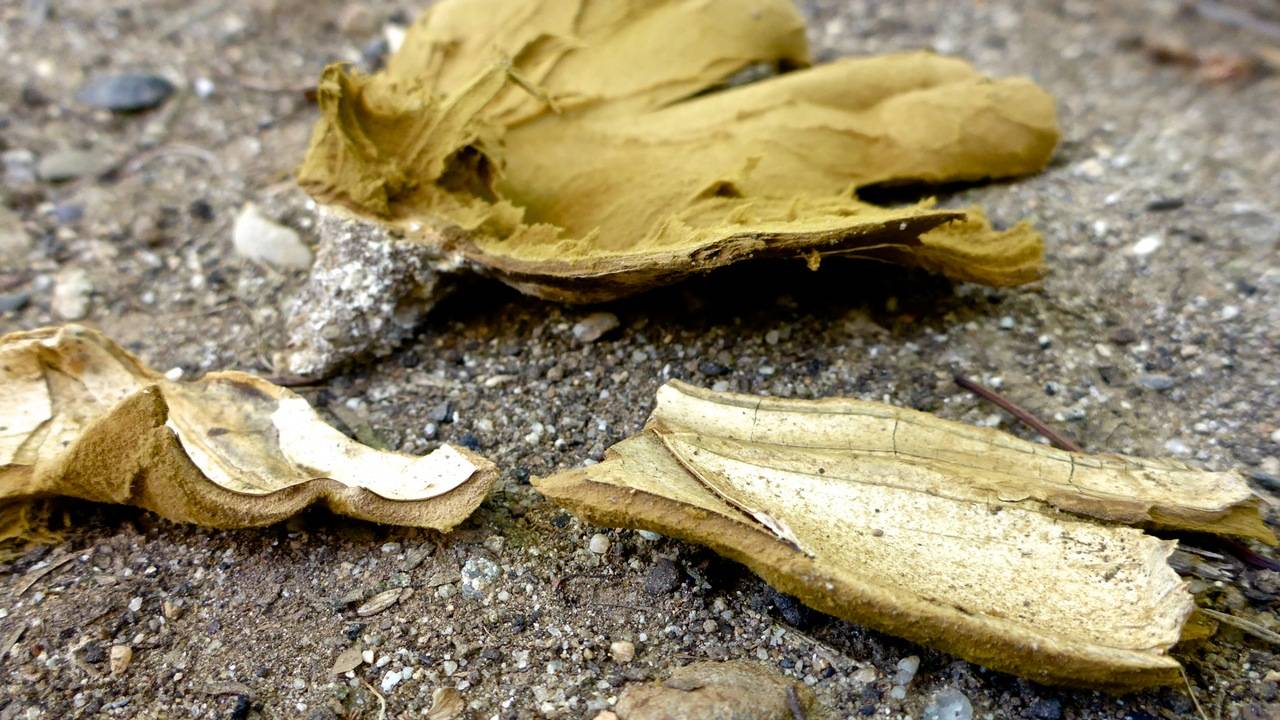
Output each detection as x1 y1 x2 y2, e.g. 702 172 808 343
533 462 1186 691
9 326 484 504
651 381 1263 521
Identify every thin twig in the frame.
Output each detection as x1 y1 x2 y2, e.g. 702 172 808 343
359 678 387 720
1199 608 1280 645
1220 539 1280 572
953 375 1084 452
123 143 223 177
17 553 77 596
0 623 27 665
785 686 806 719
1180 667 1209 720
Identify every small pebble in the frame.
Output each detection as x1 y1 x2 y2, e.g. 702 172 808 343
0 206 31 261
1145 197 1184 212
572 312 620 343
442 659 459 675
76 73 174 112
380 669 401 692
37 149 106 183
609 640 635 663
0 291 30 313
428 400 453 423
80 641 105 664
339 3 380 35
588 533 611 554
893 655 920 686
127 597 143 612
1130 235 1162 256
109 645 133 675
644 558 681 594
922 687 973 720
698 360 730 376
193 77 215 98
52 203 84 224
460 556 501 599
52 268 93 320
1136 374 1176 391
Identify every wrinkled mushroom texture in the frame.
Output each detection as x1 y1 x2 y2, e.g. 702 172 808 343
0 325 496 552
298 0 1059 301
533 381 1274 690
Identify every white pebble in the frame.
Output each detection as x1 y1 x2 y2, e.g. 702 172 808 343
52 268 93 320
609 640 635 663
1130 235 1162 256
380 670 401 692
588 533 610 554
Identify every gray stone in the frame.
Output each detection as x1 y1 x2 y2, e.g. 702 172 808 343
2 149 37 186
922 688 973 720
1136 374 1176 391
0 291 31 313
76 73 174 112
643 558 681 595
37 149 107 182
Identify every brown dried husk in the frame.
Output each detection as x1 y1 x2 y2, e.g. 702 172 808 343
0 325 496 557
296 0 1059 302
533 381 1274 690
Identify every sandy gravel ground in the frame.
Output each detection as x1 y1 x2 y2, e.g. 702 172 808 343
1 1 1278 718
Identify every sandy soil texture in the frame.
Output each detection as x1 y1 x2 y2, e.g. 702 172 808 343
1 1 1277 718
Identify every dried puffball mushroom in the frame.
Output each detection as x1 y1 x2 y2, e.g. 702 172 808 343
533 381 1274 690
0 324 496 555
284 0 1059 377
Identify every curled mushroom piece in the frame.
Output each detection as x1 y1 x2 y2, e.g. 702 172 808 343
533 381 1273 690
0 324 496 553
285 0 1059 376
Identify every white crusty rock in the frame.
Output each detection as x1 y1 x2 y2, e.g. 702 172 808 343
278 211 453 378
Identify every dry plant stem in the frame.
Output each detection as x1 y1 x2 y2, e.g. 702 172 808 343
1199 609 1280 646
954 374 1084 452
16 553 76 596
786 686 806 719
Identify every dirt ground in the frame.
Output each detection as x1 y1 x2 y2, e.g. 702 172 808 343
2 0 1279 718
